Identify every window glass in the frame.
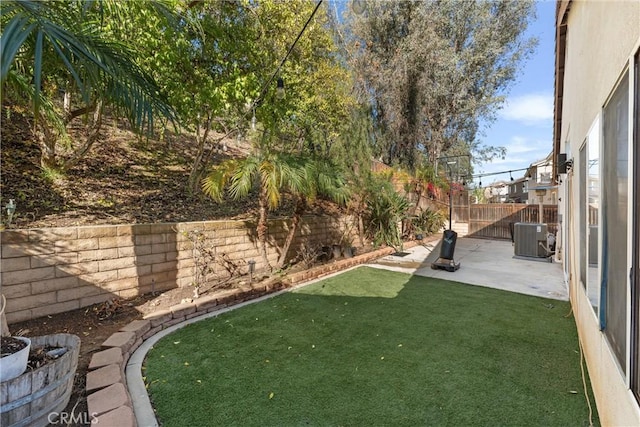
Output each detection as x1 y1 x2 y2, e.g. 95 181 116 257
579 143 587 290
587 120 600 313
631 48 640 403
601 73 629 373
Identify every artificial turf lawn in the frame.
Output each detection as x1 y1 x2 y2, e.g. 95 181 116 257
144 266 599 426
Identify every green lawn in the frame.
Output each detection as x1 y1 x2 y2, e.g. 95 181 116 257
144 266 598 426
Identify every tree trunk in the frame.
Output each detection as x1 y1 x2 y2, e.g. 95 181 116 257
276 197 305 269
62 100 103 171
36 113 61 171
188 114 212 193
36 99 103 172
357 214 365 246
257 190 271 271
410 183 423 215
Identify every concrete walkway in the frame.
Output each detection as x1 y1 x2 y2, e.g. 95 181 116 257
367 237 568 301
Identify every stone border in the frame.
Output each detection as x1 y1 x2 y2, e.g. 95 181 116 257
84 241 426 426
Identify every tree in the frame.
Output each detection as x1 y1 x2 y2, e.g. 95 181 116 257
202 139 346 271
133 0 355 193
1 0 176 171
275 157 347 268
330 106 375 245
347 0 536 169
131 0 263 193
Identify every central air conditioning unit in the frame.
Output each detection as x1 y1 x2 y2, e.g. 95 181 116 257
514 223 548 258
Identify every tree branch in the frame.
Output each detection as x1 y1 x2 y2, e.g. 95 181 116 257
65 103 97 125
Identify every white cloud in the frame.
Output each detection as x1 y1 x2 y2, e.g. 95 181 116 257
500 93 553 124
478 135 551 181
505 136 550 157
506 136 538 154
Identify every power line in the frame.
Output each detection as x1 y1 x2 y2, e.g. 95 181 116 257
470 167 529 179
250 0 323 110
468 162 553 180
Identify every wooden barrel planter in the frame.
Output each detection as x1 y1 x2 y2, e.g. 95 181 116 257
0 334 80 427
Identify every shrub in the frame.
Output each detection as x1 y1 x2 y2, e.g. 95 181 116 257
364 181 410 250
412 208 446 235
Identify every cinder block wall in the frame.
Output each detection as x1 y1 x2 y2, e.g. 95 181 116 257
0 215 353 324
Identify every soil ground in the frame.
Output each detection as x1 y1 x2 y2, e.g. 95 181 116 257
0 107 340 229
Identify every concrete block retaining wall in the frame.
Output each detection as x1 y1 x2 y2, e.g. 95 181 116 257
1 215 355 324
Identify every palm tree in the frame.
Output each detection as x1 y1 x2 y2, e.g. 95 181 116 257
202 147 347 271
1 0 175 171
276 157 348 268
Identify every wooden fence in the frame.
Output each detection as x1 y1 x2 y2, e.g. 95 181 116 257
452 203 559 240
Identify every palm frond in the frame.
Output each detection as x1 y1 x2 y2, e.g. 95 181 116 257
0 13 36 79
228 156 259 200
1 0 176 130
276 153 307 195
202 160 240 202
259 160 281 209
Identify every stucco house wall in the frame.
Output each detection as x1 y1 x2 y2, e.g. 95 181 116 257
555 1 640 425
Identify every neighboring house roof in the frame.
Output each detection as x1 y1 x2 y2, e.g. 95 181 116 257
488 180 508 187
510 177 528 184
525 151 553 178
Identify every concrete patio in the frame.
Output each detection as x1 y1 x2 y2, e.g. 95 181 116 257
367 237 568 301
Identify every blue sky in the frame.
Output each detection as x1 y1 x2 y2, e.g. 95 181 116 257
476 1 556 184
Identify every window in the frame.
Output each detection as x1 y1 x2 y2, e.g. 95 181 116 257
631 47 640 402
564 142 572 279
601 72 629 373
587 120 600 313
579 142 587 291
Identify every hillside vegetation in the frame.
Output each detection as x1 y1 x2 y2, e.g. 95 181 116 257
0 0 537 234
0 109 337 229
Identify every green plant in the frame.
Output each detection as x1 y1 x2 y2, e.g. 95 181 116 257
40 165 66 183
202 147 348 271
412 208 446 235
1 1 176 171
364 182 410 250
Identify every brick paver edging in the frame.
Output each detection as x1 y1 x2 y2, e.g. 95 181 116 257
84 240 426 426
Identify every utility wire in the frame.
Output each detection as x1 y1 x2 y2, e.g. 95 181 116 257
470 167 530 179
438 155 552 180
467 162 553 180
250 0 323 111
